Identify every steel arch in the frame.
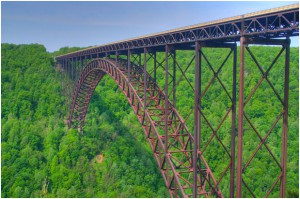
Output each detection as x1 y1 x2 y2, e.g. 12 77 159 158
68 58 223 197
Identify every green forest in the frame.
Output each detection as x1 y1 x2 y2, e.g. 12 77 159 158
1 43 299 197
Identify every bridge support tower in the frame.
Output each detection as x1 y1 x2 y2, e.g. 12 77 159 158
237 36 290 198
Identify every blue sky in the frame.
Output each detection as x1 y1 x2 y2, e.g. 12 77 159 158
2 1 299 52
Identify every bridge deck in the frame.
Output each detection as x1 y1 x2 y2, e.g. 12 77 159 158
56 3 299 60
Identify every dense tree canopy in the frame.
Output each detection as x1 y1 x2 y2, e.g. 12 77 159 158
1 44 167 197
1 43 298 197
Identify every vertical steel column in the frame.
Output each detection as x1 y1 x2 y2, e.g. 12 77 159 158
80 56 83 78
165 45 169 152
75 57 77 81
70 59 72 79
66 59 68 77
67 59 70 112
154 52 157 87
139 53 142 67
72 58 74 96
237 36 246 198
128 49 131 83
60 60 63 91
115 51 119 64
74 57 76 81
65 58 68 112
72 58 75 82
127 50 131 98
74 57 76 83
79 57 81 81
280 38 290 198
69 58 72 102
71 58 75 98
193 41 201 198
85 55 87 68
70 58 72 81
230 44 237 198
173 49 176 107
77 57 80 82
63 59 66 92
67 58 69 92
144 48 148 110
66 59 69 78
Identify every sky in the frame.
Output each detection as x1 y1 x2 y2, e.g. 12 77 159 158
2 1 299 52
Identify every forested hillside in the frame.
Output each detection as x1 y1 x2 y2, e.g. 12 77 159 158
1 43 299 197
1 44 168 197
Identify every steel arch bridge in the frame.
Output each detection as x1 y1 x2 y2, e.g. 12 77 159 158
56 4 299 198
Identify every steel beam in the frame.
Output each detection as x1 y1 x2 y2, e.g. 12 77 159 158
230 43 237 198
165 45 169 152
280 38 290 198
80 58 82 79
115 51 119 64
85 55 87 68
154 51 157 86
236 37 291 198
144 47 147 110
128 49 131 83
193 41 201 198
237 36 246 198
72 58 75 82
75 58 77 83
139 53 142 67
172 49 176 108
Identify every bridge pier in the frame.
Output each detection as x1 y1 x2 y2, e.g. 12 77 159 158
143 47 148 127
127 49 131 84
231 43 237 198
193 40 201 198
191 41 237 197
154 51 157 89
165 45 169 154
237 36 245 198
237 36 290 198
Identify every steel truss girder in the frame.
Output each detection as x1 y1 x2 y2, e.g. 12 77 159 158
56 5 298 61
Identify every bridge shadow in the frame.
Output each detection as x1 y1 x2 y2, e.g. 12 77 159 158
81 75 169 197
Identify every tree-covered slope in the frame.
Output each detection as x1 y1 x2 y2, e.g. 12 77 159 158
1 43 298 197
1 44 168 197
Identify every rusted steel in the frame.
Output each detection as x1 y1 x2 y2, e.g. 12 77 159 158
237 36 246 198
139 53 141 67
230 43 237 198
195 42 237 198
235 37 291 198
172 49 176 108
144 47 147 121
56 4 298 61
68 58 223 197
115 51 119 64
280 38 290 198
127 49 131 83
154 52 157 87
165 45 169 153
57 4 297 198
193 41 200 197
